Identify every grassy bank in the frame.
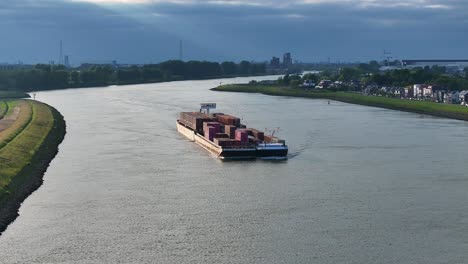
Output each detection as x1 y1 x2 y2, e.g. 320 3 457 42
212 84 468 121
0 101 33 149
0 101 7 119
0 99 66 234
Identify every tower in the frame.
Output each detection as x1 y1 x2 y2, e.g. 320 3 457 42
283 52 292 67
64 55 70 67
383 49 392 66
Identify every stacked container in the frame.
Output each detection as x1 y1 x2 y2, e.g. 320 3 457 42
203 122 221 133
235 130 248 144
216 115 241 127
249 136 261 145
214 138 241 147
214 133 229 139
224 125 237 139
249 129 265 141
179 112 216 133
204 126 216 141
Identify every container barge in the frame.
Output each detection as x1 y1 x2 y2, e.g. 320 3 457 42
177 103 288 159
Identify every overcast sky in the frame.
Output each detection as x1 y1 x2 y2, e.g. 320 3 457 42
1 0 467 64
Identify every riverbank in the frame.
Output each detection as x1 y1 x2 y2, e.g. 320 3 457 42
212 84 468 121
0 99 66 235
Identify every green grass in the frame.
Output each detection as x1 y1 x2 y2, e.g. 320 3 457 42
4 100 17 116
0 100 56 200
0 101 33 149
212 84 468 121
0 101 7 119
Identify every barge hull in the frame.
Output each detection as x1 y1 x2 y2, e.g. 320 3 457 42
256 149 288 157
177 121 256 158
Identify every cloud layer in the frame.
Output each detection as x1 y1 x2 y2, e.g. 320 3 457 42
1 0 467 64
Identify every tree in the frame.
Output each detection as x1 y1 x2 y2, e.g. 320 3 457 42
142 67 162 81
160 60 186 78
302 73 318 83
47 70 69 89
70 71 80 86
358 61 380 73
117 66 141 83
239 61 251 75
282 74 290 85
290 80 301 87
338 67 361 81
221 61 237 76
250 63 266 75
431 65 446 75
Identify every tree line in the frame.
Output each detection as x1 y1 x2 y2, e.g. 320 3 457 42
0 60 266 92
275 62 468 91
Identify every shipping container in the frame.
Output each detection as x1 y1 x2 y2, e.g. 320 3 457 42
216 114 241 127
179 112 216 133
249 128 265 141
214 138 232 147
213 138 243 147
214 133 229 138
235 130 248 144
224 125 237 139
204 126 216 141
248 136 261 145
203 122 221 134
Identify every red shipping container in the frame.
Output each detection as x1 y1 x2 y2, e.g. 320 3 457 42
224 125 237 139
235 130 248 144
204 126 215 141
216 115 241 127
203 122 221 134
249 128 264 141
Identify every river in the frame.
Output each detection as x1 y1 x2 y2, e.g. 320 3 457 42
1 76 468 263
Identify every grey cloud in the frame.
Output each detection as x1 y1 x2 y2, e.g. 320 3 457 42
0 0 467 63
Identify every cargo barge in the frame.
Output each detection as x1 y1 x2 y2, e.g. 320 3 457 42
177 103 288 159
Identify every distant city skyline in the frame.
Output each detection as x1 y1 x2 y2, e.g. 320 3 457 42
1 0 468 64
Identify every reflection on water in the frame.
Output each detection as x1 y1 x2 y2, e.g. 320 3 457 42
1 76 468 264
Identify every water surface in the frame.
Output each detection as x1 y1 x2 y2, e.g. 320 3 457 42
1 76 468 263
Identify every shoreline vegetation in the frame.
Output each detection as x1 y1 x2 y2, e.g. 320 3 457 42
0 91 30 100
212 84 468 121
0 60 267 93
0 99 66 235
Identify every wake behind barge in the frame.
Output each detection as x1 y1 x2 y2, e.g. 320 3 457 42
177 104 288 159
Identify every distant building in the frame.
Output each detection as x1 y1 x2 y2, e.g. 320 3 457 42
402 60 468 69
302 80 316 87
270 57 280 68
413 84 428 99
423 86 433 98
448 91 461 104
64 55 70 67
0 63 32 70
283 52 292 67
400 87 410 98
316 80 332 89
459 90 468 104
